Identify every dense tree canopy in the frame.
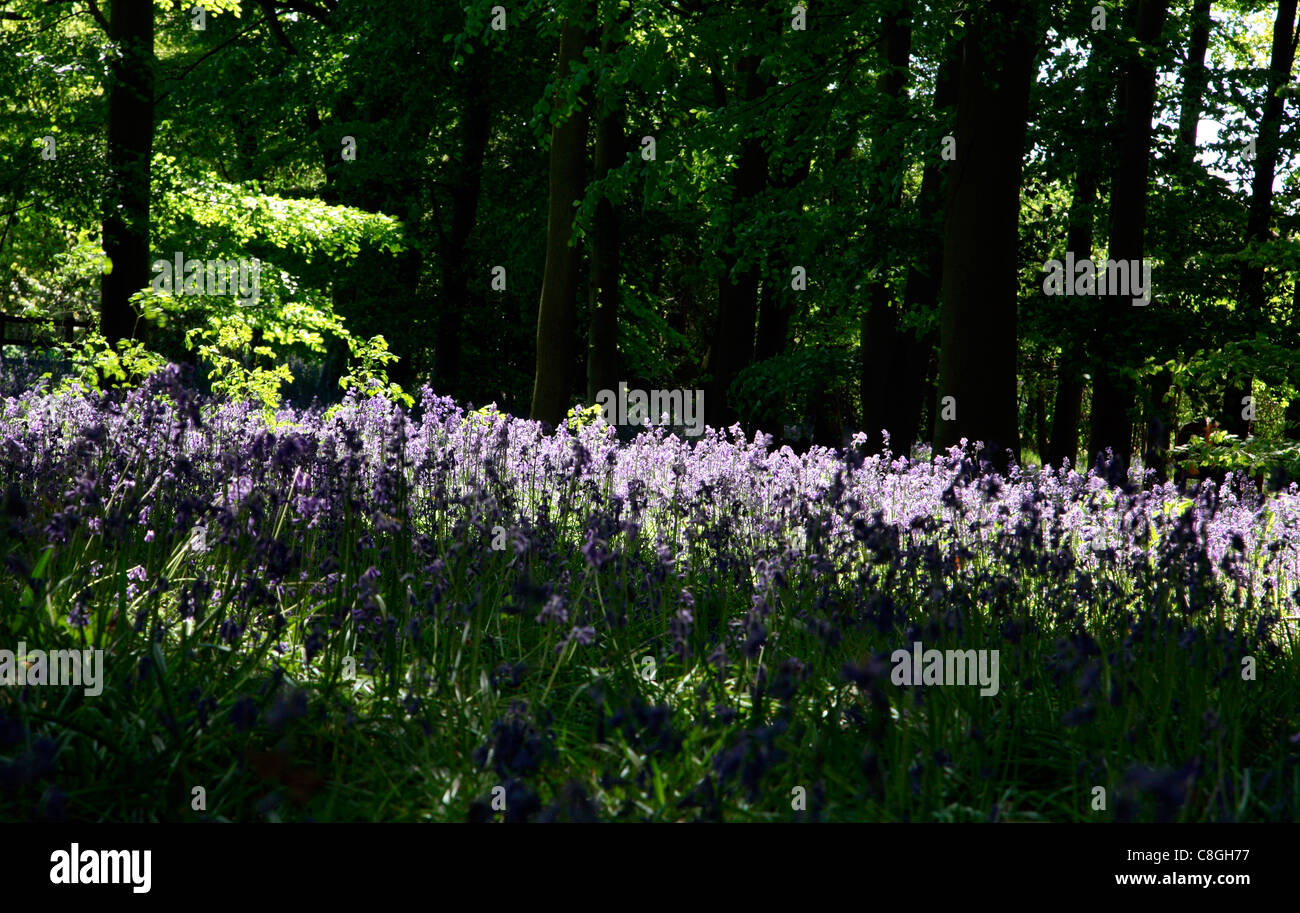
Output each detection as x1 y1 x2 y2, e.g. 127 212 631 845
3 0 1300 479
6 0 1300 834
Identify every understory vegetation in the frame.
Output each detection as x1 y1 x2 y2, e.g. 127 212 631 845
1 374 1296 822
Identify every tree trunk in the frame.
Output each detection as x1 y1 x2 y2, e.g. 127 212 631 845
1178 0 1214 152
1221 0 1297 438
704 52 770 431
1288 275 1300 439
933 0 1043 471
1049 375 1085 470
1034 375 1050 461
586 27 626 404
754 156 810 366
1147 0 1213 481
437 52 493 399
891 43 960 452
1045 30 1117 471
859 3 914 454
531 8 594 426
1088 0 1169 482
100 0 155 345
1046 165 1097 469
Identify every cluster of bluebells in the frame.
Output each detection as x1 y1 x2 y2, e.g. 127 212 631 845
0 366 1298 820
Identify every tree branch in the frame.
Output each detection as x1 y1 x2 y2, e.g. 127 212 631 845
268 0 337 25
256 0 296 53
156 17 266 103
37 0 108 31
83 0 107 31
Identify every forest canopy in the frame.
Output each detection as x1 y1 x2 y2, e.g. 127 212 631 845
2 0 1299 481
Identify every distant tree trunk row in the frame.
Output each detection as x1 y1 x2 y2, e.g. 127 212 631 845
1221 0 1298 438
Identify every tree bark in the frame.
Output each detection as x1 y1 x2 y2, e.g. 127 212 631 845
859 3 914 455
100 0 155 345
437 51 493 399
703 51 770 431
754 156 810 366
1087 0 1169 482
1146 0 1213 481
1046 29 1118 471
531 7 594 426
586 26 626 404
1046 165 1097 469
1178 0 1214 151
1287 275 1300 439
1221 0 1297 438
933 0 1043 471
889 41 960 453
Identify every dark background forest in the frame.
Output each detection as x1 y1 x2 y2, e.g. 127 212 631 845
4 0 1300 480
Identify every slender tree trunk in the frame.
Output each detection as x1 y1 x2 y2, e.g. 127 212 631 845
1287 274 1300 440
922 346 939 443
307 87 425 393
860 297 898 450
1046 28 1118 470
531 7 594 426
755 156 810 366
1048 376 1086 470
750 157 809 437
892 44 960 452
1142 369 1174 479
860 3 913 454
1146 0 1213 481
704 52 770 430
101 0 155 345
586 27 626 403
934 0 1043 471
1046 165 1097 469
438 52 493 398
305 105 340 205
1221 0 1298 438
1178 0 1214 151
303 102 351 393
1088 0 1169 481
1033 375 1050 460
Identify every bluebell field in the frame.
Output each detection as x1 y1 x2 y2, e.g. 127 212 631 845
0 363 1297 822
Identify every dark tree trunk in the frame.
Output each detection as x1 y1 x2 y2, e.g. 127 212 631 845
704 52 770 431
1142 369 1174 480
921 346 939 445
1221 0 1297 438
100 0 155 345
1046 29 1117 471
305 105 340 205
1289 275 1300 440
1088 0 1169 482
1178 0 1214 151
933 0 1043 472
860 296 899 449
859 3 914 454
891 43 959 453
753 273 790 364
306 84 425 393
754 156 810 368
586 28 626 403
1046 165 1097 469
531 8 594 426
1145 1 1214 481
1049 375 1085 470
438 52 493 399
1034 377 1050 462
